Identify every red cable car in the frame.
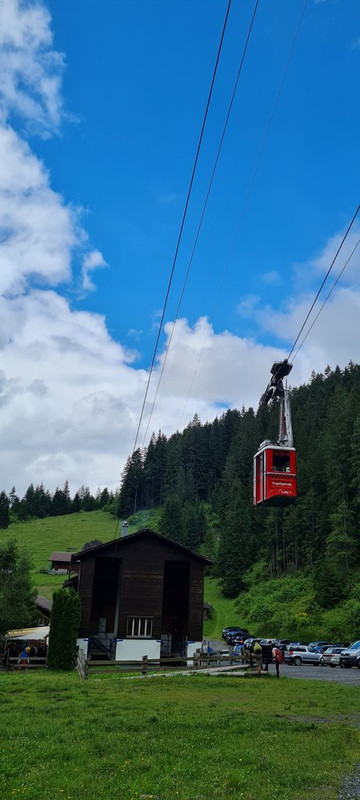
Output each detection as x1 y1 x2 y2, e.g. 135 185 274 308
253 361 297 507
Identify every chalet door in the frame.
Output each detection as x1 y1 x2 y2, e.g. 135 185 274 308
90 557 121 637
161 561 190 655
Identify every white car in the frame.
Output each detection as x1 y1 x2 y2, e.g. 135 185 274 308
320 646 345 667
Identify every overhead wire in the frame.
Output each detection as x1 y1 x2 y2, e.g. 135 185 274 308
292 237 360 361
131 0 233 456
141 0 260 447
287 204 360 361
175 0 308 430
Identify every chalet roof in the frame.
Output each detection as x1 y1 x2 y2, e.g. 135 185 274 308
49 552 73 563
72 527 212 565
36 596 52 613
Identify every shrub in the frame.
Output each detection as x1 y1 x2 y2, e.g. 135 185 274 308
47 588 81 670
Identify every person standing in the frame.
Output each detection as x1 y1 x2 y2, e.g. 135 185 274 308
272 644 284 678
261 641 273 672
252 640 263 676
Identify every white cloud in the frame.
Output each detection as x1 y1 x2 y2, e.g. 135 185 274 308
310 224 360 285
0 0 65 135
81 250 107 291
0 124 78 294
236 294 260 318
261 270 282 286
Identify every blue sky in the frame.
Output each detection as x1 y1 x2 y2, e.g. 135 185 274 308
0 0 359 493
41 0 359 355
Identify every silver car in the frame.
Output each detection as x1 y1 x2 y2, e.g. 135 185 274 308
284 645 322 666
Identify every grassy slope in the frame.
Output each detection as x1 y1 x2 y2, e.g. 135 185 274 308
0 511 116 599
1 670 359 800
203 578 239 639
4 508 358 641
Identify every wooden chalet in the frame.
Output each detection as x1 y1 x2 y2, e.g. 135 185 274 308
49 551 78 574
71 528 212 662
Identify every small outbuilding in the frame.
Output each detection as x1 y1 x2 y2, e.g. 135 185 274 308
49 552 78 574
72 528 212 662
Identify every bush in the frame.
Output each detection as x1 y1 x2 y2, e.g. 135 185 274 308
47 588 81 670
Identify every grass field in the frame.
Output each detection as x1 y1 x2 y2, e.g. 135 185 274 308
0 509 165 600
203 578 240 640
0 511 117 598
1 670 359 800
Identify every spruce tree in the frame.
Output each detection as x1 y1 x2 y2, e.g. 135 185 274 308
47 588 81 670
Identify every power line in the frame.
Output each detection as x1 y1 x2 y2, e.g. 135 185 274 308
141 0 260 447
292 237 360 361
131 0 233 455
287 204 360 361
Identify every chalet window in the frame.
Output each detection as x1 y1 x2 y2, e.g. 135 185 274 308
126 616 153 638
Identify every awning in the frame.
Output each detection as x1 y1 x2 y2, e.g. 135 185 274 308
3 625 50 641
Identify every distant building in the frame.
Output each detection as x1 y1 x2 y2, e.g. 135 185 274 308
49 552 78 574
70 528 212 662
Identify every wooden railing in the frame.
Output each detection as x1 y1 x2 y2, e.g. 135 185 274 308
5 656 47 670
77 651 248 679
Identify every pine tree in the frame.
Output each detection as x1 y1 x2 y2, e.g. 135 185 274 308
0 540 37 632
0 491 10 529
47 588 81 670
158 495 185 544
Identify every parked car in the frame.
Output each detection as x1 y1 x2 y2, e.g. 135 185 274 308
232 632 254 646
243 637 262 652
284 645 322 665
320 646 345 667
308 641 332 652
222 626 243 640
339 640 360 668
225 628 250 645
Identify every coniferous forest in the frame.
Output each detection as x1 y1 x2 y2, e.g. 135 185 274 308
2 363 360 637
118 362 360 613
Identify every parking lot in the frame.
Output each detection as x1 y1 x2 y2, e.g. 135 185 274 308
268 663 360 685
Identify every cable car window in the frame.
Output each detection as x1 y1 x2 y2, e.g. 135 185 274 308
272 452 291 472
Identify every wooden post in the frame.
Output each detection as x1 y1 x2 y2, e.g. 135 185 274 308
76 647 88 680
142 655 148 675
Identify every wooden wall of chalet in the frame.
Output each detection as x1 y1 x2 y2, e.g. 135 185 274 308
77 533 206 642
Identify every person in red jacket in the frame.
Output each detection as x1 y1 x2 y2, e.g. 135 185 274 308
272 645 284 678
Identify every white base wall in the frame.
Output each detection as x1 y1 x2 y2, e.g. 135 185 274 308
115 638 161 662
186 641 202 663
76 638 89 658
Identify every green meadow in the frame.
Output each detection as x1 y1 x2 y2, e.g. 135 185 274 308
1 511 116 599
2 512 360 799
1 671 359 800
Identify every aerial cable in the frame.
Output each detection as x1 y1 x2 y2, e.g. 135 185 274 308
287 204 360 361
141 0 260 447
175 0 308 429
292 237 360 361
131 0 233 455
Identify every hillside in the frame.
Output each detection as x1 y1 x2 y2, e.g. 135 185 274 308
3 506 359 643
0 511 115 599
2 364 360 639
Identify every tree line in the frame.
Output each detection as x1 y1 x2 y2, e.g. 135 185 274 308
118 362 360 608
0 481 115 529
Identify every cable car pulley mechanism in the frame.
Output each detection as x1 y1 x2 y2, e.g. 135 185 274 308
253 360 297 506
